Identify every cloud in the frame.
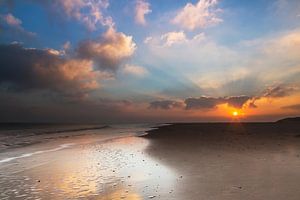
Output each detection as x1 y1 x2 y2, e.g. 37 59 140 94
172 0 222 30
281 104 300 111
122 64 148 77
262 31 300 63
145 31 206 47
1 0 113 31
225 96 251 108
98 98 133 107
149 84 296 112
143 29 300 101
63 41 71 50
149 100 184 110
0 25 137 99
77 27 136 71
192 32 206 41
161 31 187 46
144 36 153 44
135 0 151 25
262 85 297 98
149 95 251 111
248 84 298 108
0 13 35 37
60 41 71 55
185 95 251 110
185 96 221 110
0 43 104 96
54 0 112 30
239 30 300 86
2 13 21 26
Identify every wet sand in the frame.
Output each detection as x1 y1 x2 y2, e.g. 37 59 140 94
0 133 179 200
144 122 300 200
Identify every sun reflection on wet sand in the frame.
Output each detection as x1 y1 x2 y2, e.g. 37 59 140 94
0 136 177 199
98 189 142 200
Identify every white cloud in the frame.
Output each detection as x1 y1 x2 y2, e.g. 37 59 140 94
135 0 152 25
161 31 187 46
142 32 246 96
145 31 206 47
77 27 136 71
141 29 300 98
244 30 300 84
1 1 113 32
122 64 148 77
192 32 206 42
52 0 112 31
144 36 153 44
172 0 222 31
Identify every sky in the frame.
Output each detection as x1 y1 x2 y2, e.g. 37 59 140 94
0 0 300 123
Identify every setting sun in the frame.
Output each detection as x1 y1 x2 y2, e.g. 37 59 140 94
232 111 239 116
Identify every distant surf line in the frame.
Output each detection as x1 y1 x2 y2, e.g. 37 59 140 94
0 143 75 164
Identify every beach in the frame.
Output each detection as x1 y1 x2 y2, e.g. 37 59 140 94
1 122 300 199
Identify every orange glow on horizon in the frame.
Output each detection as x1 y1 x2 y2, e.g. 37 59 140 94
163 93 300 121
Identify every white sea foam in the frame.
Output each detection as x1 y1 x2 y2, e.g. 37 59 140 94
0 143 75 164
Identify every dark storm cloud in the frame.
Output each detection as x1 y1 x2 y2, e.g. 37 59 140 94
149 100 184 110
185 95 251 110
0 43 99 96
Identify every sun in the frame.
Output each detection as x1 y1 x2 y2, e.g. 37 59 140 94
232 111 239 116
